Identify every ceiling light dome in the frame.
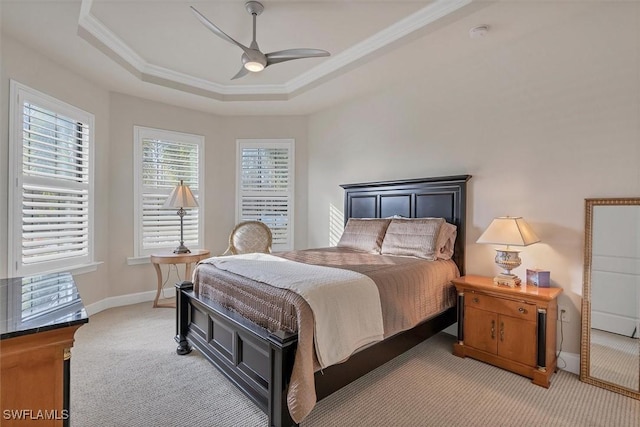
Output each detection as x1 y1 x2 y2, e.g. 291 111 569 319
244 61 265 72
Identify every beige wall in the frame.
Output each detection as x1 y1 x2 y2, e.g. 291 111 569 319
307 3 640 355
0 35 112 305
108 93 308 298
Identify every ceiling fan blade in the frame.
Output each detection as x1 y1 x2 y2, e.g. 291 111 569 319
231 66 250 80
265 49 330 66
190 6 253 56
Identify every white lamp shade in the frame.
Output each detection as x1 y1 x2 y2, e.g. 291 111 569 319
476 217 540 246
162 180 199 209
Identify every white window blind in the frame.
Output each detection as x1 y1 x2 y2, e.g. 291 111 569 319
133 127 204 257
8 81 94 276
236 139 294 251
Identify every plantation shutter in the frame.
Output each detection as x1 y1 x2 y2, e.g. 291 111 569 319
9 81 95 276
134 127 204 256
237 140 294 251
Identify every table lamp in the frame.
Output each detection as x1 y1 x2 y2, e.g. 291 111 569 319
163 180 199 254
476 216 540 287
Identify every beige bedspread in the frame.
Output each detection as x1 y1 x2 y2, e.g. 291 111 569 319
200 253 384 368
192 247 459 423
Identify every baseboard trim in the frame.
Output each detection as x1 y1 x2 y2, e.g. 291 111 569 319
558 351 580 375
84 289 174 316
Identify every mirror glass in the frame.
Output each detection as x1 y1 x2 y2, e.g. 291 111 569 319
581 198 640 398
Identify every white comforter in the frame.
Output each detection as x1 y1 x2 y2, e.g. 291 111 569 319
203 253 384 368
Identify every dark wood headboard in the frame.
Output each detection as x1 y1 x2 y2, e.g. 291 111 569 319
340 175 471 275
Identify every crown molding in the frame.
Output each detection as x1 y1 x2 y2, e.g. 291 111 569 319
78 0 146 73
78 0 473 102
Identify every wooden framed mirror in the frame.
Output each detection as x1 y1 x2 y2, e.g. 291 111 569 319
580 198 640 399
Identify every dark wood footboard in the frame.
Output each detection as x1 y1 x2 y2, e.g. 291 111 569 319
175 281 297 427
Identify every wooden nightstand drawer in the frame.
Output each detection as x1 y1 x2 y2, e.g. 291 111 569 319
465 292 536 322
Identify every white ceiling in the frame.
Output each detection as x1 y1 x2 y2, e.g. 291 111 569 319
0 0 600 116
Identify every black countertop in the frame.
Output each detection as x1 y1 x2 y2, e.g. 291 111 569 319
1 272 88 340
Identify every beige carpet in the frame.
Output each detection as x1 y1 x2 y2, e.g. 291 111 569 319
71 302 640 427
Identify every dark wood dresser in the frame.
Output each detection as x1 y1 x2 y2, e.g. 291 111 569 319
1 273 88 426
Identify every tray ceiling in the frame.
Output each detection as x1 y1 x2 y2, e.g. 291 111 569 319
77 0 473 101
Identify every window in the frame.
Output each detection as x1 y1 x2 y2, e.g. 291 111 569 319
236 139 294 251
133 127 204 258
8 81 95 277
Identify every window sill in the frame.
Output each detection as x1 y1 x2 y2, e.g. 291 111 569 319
33 261 103 277
127 256 150 266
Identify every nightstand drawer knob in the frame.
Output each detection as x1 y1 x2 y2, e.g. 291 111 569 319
473 297 480 303
518 307 527 314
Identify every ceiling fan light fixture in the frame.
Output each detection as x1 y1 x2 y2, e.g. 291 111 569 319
244 61 265 72
191 2 330 80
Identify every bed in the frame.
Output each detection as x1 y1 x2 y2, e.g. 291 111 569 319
175 175 471 426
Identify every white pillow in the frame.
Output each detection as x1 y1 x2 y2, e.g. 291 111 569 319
381 218 445 260
336 218 391 254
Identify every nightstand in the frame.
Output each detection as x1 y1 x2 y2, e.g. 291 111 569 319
150 249 211 308
452 275 563 387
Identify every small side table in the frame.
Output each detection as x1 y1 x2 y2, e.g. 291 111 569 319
150 249 210 308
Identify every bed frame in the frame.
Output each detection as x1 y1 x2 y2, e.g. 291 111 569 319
175 175 470 427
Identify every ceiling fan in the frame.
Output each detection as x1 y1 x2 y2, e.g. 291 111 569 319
191 1 330 80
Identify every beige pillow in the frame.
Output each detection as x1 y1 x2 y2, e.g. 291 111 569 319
337 218 391 254
381 218 445 260
435 222 457 260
